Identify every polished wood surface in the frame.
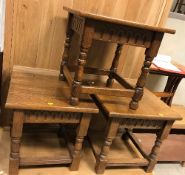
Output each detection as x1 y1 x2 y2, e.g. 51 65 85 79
93 88 181 120
5 66 98 113
64 6 175 34
61 7 174 109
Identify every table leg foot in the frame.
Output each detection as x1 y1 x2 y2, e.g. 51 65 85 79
9 157 19 175
95 160 106 174
70 137 83 171
59 73 66 81
129 101 139 110
70 114 91 170
70 97 79 106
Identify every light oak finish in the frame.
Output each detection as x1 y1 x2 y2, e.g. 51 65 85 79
94 88 181 120
2 0 173 124
6 66 98 175
6 66 98 113
60 7 175 109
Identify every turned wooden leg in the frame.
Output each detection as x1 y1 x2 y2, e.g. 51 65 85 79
70 27 94 106
70 114 91 171
129 54 152 110
106 44 123 87
95 118 120 174
130 33 164 110
59 14 73 80
146 121 174 173
9 112 24 175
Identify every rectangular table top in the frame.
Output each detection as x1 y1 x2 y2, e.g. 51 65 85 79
64 6 175 34
5 66 98 114
93 86 181 121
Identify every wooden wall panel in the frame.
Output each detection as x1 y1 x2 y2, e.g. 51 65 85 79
11 0 73 69
1 0 173 125
5 0 173 76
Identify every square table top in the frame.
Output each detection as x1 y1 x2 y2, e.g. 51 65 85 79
93 84 181 121
5 66 98 114
64 6 175 35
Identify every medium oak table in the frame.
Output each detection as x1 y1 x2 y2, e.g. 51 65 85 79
89 85 181 174
150 62 185 106
60 6 175 110
5 66 98 175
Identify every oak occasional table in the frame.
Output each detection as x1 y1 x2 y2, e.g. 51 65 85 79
89 85 181 174
150 62 185 106
5 66 98 175
60 6 175 110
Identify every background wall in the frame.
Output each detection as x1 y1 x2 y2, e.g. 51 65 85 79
0 0 5 51
146 12 185 106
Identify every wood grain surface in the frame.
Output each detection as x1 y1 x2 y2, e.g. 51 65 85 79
93 87 181 120
5 66 98 113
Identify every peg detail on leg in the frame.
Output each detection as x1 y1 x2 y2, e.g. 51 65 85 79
70 48 88 105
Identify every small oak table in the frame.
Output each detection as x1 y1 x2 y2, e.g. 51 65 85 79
5 66 98 175
89 83 181 174
150 62 185 106
60 6 175 110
